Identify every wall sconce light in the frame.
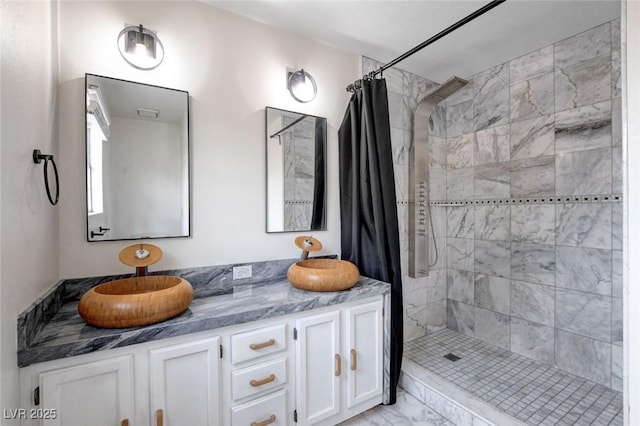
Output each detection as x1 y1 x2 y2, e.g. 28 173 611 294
117 24 164 70
287 69 317 103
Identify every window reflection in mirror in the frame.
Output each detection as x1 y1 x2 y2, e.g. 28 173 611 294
265 107 327 233
85 74 190 241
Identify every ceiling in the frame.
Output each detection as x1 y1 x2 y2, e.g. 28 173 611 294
207 0 620 83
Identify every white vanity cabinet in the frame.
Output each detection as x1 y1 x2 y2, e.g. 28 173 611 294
149 337 221 426
225 322 291 426
20 295 385 426
295 299 383 425
36 355 135 426
21 335 221 426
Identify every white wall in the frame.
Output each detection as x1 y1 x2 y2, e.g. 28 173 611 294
266 113 285 231
57 0 359 277
0 0 60 415
108 117 184 239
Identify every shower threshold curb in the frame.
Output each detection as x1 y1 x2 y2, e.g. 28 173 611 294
400 357 527 426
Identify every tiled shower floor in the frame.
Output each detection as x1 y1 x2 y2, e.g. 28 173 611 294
404 329 623 426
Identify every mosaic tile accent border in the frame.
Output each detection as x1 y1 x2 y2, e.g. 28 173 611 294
429 194 622 207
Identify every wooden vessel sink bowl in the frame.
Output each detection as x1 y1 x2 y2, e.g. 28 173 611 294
78 276 194 328
287 259 359 292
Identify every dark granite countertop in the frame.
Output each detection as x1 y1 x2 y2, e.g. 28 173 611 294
18 273 389 367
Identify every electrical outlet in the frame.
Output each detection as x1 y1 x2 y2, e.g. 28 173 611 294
233 265 252 280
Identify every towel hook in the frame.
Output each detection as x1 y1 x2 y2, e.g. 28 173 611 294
32 149 59 205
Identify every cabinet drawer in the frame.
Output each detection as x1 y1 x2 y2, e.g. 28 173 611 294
231 323 286 364
232 357 287 401
231 389 287 426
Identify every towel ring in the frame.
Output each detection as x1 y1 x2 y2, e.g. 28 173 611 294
33 149 59 205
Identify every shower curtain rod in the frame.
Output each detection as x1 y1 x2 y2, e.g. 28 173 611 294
345 0 507 92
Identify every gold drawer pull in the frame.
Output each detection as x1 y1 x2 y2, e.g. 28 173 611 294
156 408 163 426
250 338 275 350
122 420 129 426
250 373 276 387
335 354 341 376
251 414 276 426
351 349 358 371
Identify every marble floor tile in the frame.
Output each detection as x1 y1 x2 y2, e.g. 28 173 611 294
340 390 455 426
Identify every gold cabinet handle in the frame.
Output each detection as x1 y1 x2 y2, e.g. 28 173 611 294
250 339 275 350
251 414 276 426
250 373 276 387
121 420 129 426
335 353 341 376
156 408 163 426
351 349 358 371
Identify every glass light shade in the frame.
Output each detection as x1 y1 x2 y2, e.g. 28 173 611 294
117 25 164 70
288 69 317 103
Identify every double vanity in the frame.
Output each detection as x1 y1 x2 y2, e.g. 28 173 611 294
17 259 390 426
17 74 389 425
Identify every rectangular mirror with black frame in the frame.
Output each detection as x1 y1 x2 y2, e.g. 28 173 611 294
265 107 327 233
85 74 190 241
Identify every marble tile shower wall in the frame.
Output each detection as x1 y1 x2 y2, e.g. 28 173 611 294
283 116 316 230
362 57 448 343
439 20 623 390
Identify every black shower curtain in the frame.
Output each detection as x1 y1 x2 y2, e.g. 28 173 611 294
310 117 326 230
338 78 403 404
